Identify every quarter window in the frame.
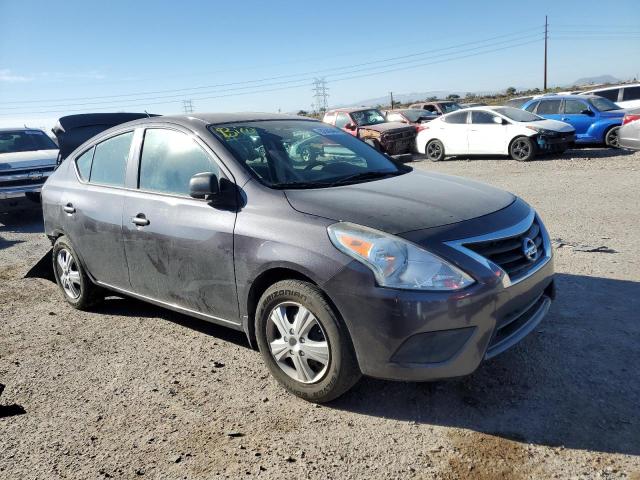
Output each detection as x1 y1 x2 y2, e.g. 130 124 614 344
443 111 468 124
89 132 133 187
524 101 539 112
593 89 619 102
75 148 94 181
387 113 405 122
622 86 640 101
536 100 561 115
564 100 588 114
139 128 218 196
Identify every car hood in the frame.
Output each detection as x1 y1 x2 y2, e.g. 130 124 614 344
530 119 575 132
284 170 515 234
0 149 58 170
359 122 414 133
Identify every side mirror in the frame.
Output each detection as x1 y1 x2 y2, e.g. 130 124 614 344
493 116 503 124
189 172 219 199
344 123 356 130
581 109 594 116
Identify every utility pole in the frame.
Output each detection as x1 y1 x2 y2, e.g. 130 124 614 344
544 15 548 91
312 78 329 114
389 91 394 110
182 99 194 114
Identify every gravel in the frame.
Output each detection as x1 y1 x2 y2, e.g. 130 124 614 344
1 147 639 479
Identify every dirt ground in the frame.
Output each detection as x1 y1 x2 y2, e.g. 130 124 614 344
1 147 639 480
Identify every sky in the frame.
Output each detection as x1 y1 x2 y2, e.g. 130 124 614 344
1 0 639 130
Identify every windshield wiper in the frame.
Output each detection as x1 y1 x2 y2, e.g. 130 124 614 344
270 181 334 189
328 170 402 187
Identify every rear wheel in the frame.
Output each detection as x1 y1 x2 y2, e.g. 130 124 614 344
52 237 103 309
255 280 361 403
605 126 620 148
510 136 536 161
425 139 445 161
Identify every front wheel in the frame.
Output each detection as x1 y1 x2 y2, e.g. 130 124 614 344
605 126 620 148
425 139 445 161
255 280 361 403
510 136 536 161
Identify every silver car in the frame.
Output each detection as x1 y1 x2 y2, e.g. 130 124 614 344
619 110 640 150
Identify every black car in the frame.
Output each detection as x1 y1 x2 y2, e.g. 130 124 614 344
42 113 554 402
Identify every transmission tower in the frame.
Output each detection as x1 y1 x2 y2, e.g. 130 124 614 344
182 99 194 114
312 78 329 113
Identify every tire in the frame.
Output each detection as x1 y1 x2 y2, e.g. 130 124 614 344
425 139 445 161
52 236 103 310
255 280 361 403
604 126 620 148
509 136 536 161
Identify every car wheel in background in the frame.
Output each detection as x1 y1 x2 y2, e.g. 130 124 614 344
255 280 361 403
605 126 620 148
425 139 445 161
509 136 536 161
52 236 103 310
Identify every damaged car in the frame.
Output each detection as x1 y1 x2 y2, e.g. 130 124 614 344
322 108 416 155
416 106 575 161
42 112 555 403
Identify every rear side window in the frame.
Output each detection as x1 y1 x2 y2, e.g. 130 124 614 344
536 100 561 115
564 100 588 114
139 128 218 196
89 132 133 187
524 101 539 112
386 113 405 122
443 111 468 124
622 86 640 101
593 89 619 102
471 111 497 124
323 113 336 125
75 148 94 181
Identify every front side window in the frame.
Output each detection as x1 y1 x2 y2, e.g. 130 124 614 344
139 129 218 196
350 109 386 126
440 102 462 113
622 86 640 101
536 100 561 115
334 112 351 128
209 120 405 189
0 130 57 154
443 111 468 124
564 100 589 114
493 107 543 122
471 111 498 124
89 131 133 187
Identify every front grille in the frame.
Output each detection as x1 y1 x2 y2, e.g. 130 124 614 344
0 178 46 188
0 166 55 177
386 130 415 141
464 218 545 280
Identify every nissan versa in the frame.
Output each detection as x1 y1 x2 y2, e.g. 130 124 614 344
42 113 555 402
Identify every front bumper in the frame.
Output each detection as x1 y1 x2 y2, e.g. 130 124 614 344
536 132 575 151
323 203 555 382
0 184 44 200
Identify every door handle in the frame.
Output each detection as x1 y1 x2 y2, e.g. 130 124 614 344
131 214 150 226
63 203 75 214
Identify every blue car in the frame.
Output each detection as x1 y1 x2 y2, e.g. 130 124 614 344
521 95 625 147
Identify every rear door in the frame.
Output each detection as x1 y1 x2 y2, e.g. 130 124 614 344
121 125 239 323
467 111 506 154
534 99 563 122
61 130 134 289
439 111 469 154
561 99 594 137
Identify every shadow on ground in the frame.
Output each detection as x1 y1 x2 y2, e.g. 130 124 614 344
330 273 640 456
0 207 44 234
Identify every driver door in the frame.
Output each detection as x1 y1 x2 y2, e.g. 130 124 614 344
468 111 507 154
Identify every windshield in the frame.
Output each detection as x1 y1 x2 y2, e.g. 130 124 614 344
209 120 406 189
441 102 462 113
590 97 620 112
402 110 435 122
493 107 543 122
0 130 57 154
350 109 386 126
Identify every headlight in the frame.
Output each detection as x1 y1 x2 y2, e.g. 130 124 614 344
327 222 474 291
526 126 555 135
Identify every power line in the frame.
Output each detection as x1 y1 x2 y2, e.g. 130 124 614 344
312 78 329 113
0 27 546 107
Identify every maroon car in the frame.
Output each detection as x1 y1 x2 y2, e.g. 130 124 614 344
383 109 438 133
322 108 416 155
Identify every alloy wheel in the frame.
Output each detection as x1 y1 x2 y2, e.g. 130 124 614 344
606 127 620 147
427 142 442 159
512 139 531 160
56 249 82 299
266 302 330 384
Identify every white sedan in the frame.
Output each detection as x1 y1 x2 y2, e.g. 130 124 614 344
415 106 575 161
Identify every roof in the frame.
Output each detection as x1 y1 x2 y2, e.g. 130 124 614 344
580 83 640 92
325 107 380 114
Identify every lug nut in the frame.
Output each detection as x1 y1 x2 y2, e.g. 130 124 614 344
283 337 288 342
289 350 294 355
299 351 305 357
299 338 305 343
289 329 294 335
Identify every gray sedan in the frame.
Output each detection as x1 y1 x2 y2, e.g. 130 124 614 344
42 113 554 402
619 110 640 150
